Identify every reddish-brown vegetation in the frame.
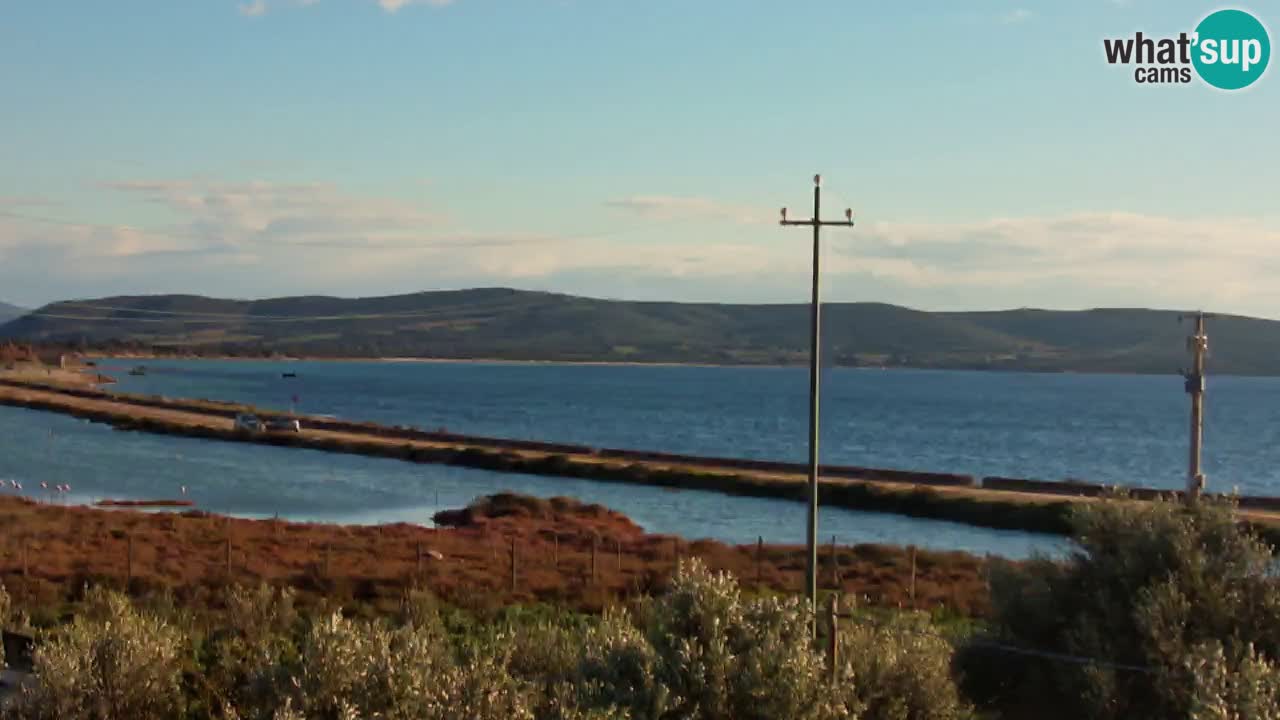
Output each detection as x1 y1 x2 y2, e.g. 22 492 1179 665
0 493 992 618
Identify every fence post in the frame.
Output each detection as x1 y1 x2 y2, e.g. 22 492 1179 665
616 537 622 572
553 533 559 568
830 535 839 589
909 545 917 609
827 594 840 683
510 536 517 592
756 536 764 587
225 536 232 578
416 540 423 576
127 533 133 586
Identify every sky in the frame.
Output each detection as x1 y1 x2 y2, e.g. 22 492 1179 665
1 0 1278 315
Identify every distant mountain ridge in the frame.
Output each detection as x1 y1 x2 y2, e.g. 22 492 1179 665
0 301 26 325
2 288 1275 375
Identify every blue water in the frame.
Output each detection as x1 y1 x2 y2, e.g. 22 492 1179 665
0 404 1061 558
95 359 1280 494
12 358 1271 559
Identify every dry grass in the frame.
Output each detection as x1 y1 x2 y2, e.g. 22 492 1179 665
0 494 993 619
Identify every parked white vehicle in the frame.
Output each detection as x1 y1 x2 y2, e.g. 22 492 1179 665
234 413 264 432
265 417 301 432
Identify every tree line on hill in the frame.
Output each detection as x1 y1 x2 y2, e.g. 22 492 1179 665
4 288 1279 374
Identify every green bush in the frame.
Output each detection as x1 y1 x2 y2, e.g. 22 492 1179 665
575 559 860 720
1187 641 1280 720
0 582 8 667
0 563 977 719
204 584 303 719
2 588 185 720
959 496 1280 720
842 614 974 720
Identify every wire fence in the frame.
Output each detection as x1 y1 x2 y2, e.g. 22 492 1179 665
0 514 1165 679
0 514 984 614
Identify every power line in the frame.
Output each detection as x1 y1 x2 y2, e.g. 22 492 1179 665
837 611 1154 674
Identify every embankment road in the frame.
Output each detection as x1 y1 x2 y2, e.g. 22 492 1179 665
3 376 1279 540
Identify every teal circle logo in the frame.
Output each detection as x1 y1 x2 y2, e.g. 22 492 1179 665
1192 9 1270 90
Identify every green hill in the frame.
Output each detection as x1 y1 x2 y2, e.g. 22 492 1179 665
0 288 1266 374
0 301 26 325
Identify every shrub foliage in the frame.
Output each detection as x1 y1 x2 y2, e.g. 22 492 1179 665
959 496 1280 720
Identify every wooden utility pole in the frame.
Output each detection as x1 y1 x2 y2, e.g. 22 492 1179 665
780 174 855 620
1181 312 1213 500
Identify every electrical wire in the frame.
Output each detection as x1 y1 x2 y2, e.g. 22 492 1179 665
834 607 1157 671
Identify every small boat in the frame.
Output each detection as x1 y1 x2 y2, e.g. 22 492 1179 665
128 366 147 376
281 372 297 379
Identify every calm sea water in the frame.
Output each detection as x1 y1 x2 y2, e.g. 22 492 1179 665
97 360 1280 493
5 359 1271 559
0 404 1061 558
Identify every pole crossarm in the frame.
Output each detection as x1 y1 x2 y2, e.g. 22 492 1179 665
777 174 855 626
780 217 855 227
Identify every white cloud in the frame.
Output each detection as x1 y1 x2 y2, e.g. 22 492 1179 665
235 0 450 17
101 179 445 251
605 195 765 224
239 0 268 17
1000 8 1033 24
6 178 1280 318
376 0 454 12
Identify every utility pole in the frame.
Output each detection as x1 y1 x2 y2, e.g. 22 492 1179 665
780 174 855 618
1181 311 1213 500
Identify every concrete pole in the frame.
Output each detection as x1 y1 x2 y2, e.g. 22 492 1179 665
1185 312 1209 499
780 175 854 624
805 179 823 612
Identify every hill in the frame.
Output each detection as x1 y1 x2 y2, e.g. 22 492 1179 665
0 301 25 325
0 288 1270 374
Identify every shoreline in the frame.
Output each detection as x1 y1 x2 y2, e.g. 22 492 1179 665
3 374 1280 544
96 353 761 369
82 353 1205 377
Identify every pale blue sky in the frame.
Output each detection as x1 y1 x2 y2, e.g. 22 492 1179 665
1 1 1277 315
